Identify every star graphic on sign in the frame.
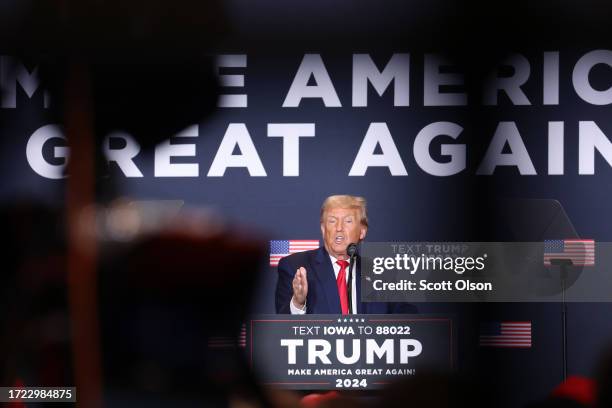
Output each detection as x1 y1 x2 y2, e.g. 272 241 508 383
337 318 342 323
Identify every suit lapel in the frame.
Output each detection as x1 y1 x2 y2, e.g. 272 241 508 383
314 247 341 314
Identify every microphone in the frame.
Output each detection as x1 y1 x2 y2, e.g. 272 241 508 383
347 243 358 314
347 243 358 258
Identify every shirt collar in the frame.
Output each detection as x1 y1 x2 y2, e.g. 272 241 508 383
329 254 351 265
329 254 338 265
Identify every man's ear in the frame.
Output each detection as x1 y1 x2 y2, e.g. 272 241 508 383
320 223 325 237
359 226 367 240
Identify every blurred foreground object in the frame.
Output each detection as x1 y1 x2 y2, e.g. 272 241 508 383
1 0 226 145
550 376 596 407
2 2 228 406
99 204 268 406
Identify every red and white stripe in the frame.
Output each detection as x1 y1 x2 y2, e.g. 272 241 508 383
289 240 320 253
480 322 532 348
269 254 287 267
544 240 595 266
270 240 320 266
207 324 247 349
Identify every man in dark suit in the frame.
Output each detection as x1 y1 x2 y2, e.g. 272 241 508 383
275 195 416 314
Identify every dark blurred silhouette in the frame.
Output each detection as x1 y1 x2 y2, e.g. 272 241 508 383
1 0 225 145
98 214 269 407
377 373 483 408
0 202 71 387
0 1 236 406
595 346 612 408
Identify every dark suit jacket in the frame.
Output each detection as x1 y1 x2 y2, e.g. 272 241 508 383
275 247 417 314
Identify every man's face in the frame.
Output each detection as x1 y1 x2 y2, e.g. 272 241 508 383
320 207 367 260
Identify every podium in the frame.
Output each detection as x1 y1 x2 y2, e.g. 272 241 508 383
247 314 455 390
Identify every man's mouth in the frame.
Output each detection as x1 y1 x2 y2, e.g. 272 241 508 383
334 235 344 244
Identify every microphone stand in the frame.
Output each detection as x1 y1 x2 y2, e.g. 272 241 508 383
347 253 355 314
551 259 572 382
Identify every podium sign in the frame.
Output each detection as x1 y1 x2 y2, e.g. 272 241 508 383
248 314 454 390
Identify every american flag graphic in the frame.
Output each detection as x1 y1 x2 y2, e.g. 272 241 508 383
270 240 320 266
544 239 595 266
479 321 532 348
207 324 247 349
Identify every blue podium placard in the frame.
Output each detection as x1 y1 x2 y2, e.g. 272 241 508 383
247 314 454 390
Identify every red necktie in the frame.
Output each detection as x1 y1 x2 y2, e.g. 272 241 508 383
336 260 350 315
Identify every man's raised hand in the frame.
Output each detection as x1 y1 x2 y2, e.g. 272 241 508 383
291 267 308 308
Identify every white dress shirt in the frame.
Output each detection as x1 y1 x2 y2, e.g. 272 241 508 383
290 254 358 314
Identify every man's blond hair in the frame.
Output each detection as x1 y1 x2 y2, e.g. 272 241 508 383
320 195 368 227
